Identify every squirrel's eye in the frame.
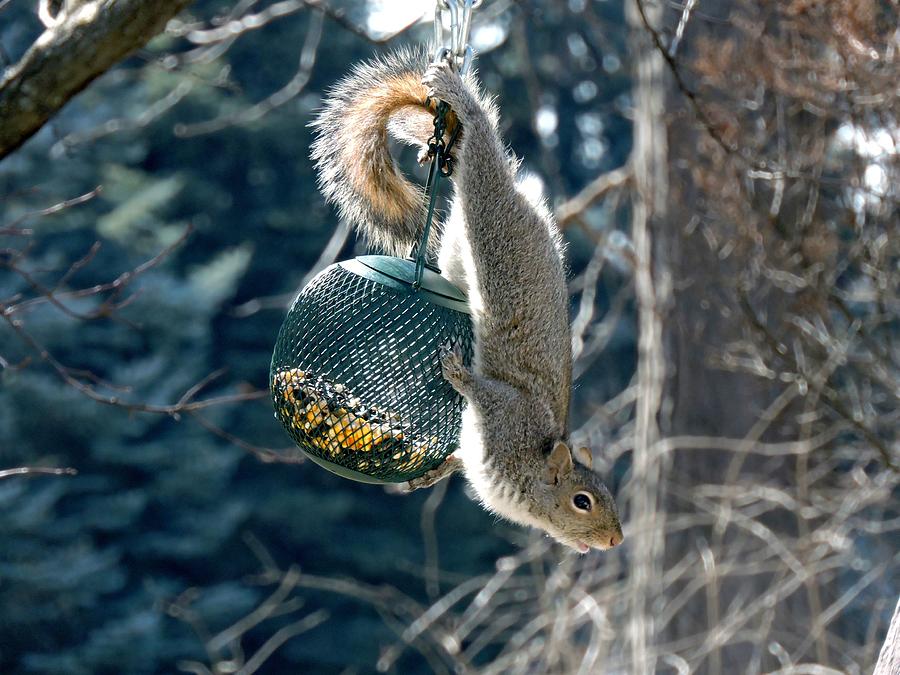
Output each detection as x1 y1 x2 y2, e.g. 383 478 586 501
572 493 592 512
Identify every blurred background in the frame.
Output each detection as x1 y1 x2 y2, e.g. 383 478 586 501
0 0 897 673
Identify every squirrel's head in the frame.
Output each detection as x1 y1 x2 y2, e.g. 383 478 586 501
532 441 623 554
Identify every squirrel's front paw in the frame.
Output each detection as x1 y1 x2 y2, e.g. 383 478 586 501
440 344 471 392
423 61 470 118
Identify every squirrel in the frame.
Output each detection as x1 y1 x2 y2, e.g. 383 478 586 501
310 48 623 553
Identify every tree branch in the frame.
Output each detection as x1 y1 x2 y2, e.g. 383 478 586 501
0 0 194 160
555 165 633 228
0 466 78 479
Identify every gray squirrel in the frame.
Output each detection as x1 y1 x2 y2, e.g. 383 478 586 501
311 48 623 553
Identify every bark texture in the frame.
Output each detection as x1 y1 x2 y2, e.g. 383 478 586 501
874 598 900 675
0 0 193 159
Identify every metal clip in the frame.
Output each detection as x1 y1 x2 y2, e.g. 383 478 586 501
433 0 479 75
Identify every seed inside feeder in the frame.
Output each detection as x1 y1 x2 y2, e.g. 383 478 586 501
272 368 434 470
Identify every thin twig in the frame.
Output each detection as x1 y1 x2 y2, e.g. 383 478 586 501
175 9 323 137
0 466 78 479
556 165 633 227
235 610 329 675
633 0 737 156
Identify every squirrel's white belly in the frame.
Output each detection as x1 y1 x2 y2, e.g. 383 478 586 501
456 409 541 530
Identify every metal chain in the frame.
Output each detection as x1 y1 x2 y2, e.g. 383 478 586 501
424 99 462 177
411 0 481 285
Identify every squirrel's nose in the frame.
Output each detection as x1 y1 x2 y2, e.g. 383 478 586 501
609 531 624 548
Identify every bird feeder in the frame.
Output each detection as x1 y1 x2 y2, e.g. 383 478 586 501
270 255 473 483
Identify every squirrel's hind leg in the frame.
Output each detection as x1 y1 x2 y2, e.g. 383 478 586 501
386 106 434 164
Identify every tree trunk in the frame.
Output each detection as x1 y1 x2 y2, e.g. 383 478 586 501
626 0 670 672
874 598 900 675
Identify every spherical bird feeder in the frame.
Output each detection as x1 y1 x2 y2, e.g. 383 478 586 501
270 255 473 483
272 80 472 483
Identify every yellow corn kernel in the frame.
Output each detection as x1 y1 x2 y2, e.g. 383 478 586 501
311 435 334 454
325 413 351 446
304 399 329 426
346 420 372 451
370 423 393 446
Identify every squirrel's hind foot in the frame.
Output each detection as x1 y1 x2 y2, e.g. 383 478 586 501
423 61 472 120
404 454 462 491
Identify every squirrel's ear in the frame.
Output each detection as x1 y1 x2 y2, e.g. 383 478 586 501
544 441 574 485
574 446 592 469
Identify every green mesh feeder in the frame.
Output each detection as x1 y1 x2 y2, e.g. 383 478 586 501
270 101 472 483
270 257 472 483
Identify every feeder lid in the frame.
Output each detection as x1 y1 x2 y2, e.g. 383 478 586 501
341 255 470 314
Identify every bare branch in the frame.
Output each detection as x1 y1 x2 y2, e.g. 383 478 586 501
556 165 633 228
668 0 698 58
236 609 329 675
174 7 323 137
632 0 740 157
179 0 424 48
0 466 78 479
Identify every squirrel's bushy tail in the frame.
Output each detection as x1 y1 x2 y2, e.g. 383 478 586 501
310 47 442 258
